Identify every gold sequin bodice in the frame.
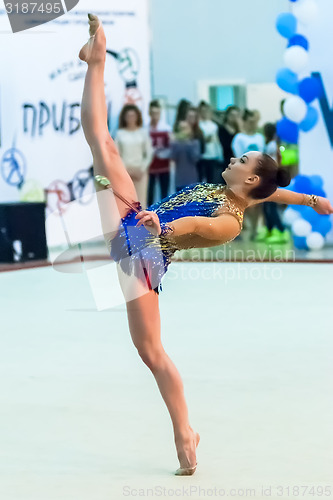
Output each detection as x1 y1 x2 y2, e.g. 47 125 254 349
148 182 248 251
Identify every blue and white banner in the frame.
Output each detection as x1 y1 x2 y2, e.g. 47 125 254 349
296 0 333 241
0 0 152 246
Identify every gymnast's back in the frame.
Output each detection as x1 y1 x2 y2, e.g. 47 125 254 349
146 182 246 231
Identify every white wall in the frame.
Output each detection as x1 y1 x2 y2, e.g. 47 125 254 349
150 0 288 106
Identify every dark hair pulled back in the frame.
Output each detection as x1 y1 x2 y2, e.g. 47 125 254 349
249 153 291 199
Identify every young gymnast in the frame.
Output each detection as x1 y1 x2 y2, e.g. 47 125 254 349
79 14 333 476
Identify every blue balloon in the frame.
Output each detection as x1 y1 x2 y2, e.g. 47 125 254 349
289 0 299 2
293 175 313 193
308 212 323 227
293 235 308 249
313 188 326 197
288 34 309 51
298 77 322 103
276 13 297 38
276 118 299 144
299 106 319 132
307 211 321 226
312 216 332 236
309 175 324 190
295 205 315 220
276 68 299 94
293 207 321 226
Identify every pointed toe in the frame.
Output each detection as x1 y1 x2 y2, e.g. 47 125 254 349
174 462 197 476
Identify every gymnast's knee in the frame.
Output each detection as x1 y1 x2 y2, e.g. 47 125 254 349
137 344 166 373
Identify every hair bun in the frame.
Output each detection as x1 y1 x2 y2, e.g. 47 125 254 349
276 168 291 188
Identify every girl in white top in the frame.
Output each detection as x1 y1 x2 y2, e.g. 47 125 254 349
115 105 153 208
232 110 265 157
231 109 265 240
198 105 223 161
197 101 223 183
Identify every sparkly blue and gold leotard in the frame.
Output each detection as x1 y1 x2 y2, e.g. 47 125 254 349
106 182 247 294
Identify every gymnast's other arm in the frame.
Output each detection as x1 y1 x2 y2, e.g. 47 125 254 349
135 210 241 243
250 188 333 215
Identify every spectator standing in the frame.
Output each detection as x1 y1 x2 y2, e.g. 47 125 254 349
186 106 205 156
259 123 289 244
198 101 223 183
170 121 201 192
232 109 265 240
147 100 172 205
115 104 153 209
231 109 265 157
173 99 191 133
218 105 241 169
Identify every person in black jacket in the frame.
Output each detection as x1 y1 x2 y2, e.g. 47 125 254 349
218 105 242 170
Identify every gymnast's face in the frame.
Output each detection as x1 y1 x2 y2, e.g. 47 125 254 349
222 151 262 187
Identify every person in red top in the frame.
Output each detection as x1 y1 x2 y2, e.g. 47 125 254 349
148 100 172 206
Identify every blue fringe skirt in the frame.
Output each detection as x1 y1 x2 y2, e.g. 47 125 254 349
109 202 175 295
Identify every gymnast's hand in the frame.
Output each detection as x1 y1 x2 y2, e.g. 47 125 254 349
314 196 333 215
135 210 161 236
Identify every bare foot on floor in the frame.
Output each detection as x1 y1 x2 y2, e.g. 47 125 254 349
175 427 200 470
79 14 106 64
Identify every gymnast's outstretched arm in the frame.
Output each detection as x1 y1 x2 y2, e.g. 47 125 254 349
135 188 333 241
253 189 333 215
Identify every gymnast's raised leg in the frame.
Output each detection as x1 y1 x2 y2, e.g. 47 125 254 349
79 14 199 473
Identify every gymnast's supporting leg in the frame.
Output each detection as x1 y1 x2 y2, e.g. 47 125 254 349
124 285 200 470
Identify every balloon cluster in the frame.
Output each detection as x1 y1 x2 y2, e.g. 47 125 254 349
282 175 332 250
275 0 322 144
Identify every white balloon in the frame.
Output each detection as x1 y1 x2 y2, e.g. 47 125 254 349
283 208 301 226
283 46 309 73
306 232 325 250
292 218 312 237
283 96 307 123
293 0 319 24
